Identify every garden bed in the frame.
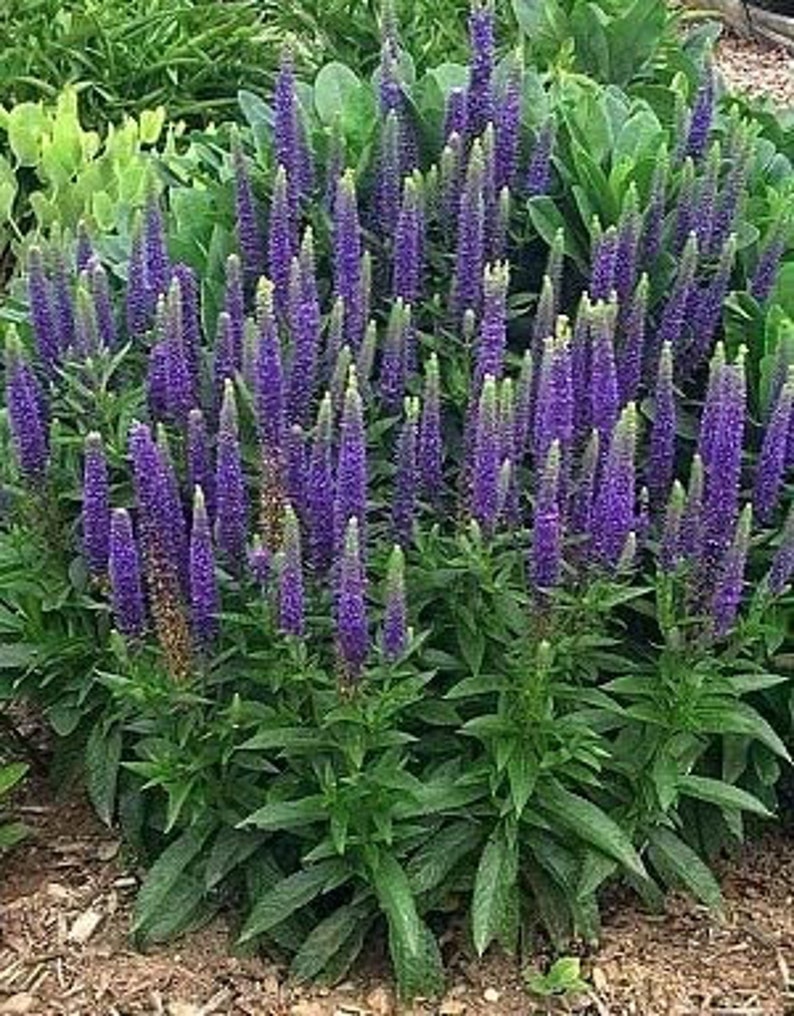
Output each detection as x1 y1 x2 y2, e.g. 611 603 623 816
1 781 793 1016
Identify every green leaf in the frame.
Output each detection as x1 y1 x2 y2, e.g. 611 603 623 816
0 762 28 798
238 795 325 831
512 0 546 34
137 872 214 944
677 775 773 819
0 821 29 851
205 828 264 890
239 860 347 943
537 783 648 882
697 702 790 761
648 827 723 909
237 728 325 752
85 722 122 827
132 816 215 934
407 821 481 897
291 901 374 982
471 823 519 956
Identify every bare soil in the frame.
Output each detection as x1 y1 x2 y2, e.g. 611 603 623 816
1 780 794 1016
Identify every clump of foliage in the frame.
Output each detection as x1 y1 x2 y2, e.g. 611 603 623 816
1 0 793 1000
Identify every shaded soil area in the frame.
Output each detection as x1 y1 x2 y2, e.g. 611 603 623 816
1 783 794 1015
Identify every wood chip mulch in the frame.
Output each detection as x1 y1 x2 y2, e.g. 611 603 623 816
1 783 794 1015
715 30 794 107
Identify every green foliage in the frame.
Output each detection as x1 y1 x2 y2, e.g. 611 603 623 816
523 956 590 998
0 760 29 854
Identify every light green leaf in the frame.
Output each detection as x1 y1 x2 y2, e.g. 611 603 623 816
677 775 773 818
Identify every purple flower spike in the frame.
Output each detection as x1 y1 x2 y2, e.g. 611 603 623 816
27 246 59 371
232 137 265 285
591 402 638 569
82 432 110 579
642 150 669 264
419 353 443 503
164 277 195 424
443 88 468 143
531 275 556 376
767 501 794 596
392 175 424 306
330 344 353 416
277 503 305 637
144 190 170 305
74 284 100 358
674 158 697 253
451 140 486 320
254 279 286 456
383 544 408 661
288 227 322 426
356 320 377 396
534 331 573 467
286 424 307 519
686 60 715 161
695 141 721 252
751 220 789 304
51 249 76 353
440 135 464 234
213 311 237 405
710 504 752 640
495 55 522 191
268 165 296 316
589 299 620 442
466 0 495 138
660 479 686 573
590 224 618 302
333 170 364 350
335 516 368 681
5 332 49 482
223 254 245 371
655 232 699 361
614 187 641 304
571 293 592 439
334 368 367 551
392 396 419 546
146 339 168 422
569 429 600 542
681 452 705 560
514 350 534 462
687 233 736 372
274 49 313 215
531 440 562 593
471 374 500 532
129 421 186 582
76 220 94 274
172 263 201 387
377 111 402 239
307 392 335 573
475 261 509 390
126 225 150 337
753 371 794 526
189 486 219 648
89 259 116 350
380 299 410 414
618 274 649 402
526 119 555 198
187 409 215 523
648 342 676 506
108 509 145 639
214 380 249 568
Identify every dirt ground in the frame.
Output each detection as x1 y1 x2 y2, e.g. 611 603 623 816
1 781 794 1016
716 30 794 107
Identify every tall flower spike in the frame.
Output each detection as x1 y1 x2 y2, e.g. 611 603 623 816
89 259 116 350
526 119 554 198
277 503 304 637
155 425 189 591
392 175 424 306
74 284 100 358
495 54 522 191
660 480 686 573
383 544 408 661
51 249 76 353
76 220 94 274
357 320 378 397
164 276 194 424
392 396 419 546
334 367 367 551
614 186 641 304
146 335 168 422
571 292 592 438
681 452 705 560
274 49 312 215
618 274 649 402
590 224 618 302
187 408 215 523
591 402 638 569
254 278 286 456
330 344 353 415
336 516 368 681
710 504 752 640
109 509 145 640
674 158 697 252
451 140 486 320
695 140 721 252
441 135 464 234
307 392 335 572
214 379 248 568
569 428 600 541
173 263 201 387
325 295 345 383
531 440 562 593
376 110 401 239
514 349 534 462
144 189 169 304
189 486 219 648
753 371 794 526
655 231 699 361
27 246 59 370
213 311 237 406
751 219 789 304
126 224 149 337
686 59 715 161
5 332 49 482
710 125 753 254
232 135 265 285
224 254 245 370
475 261 509 390
380 298 410 413
443 88 468 142
466 0 495 138
333 170 364 349
531 274 556 376
767 501 794 596
268 165 296 316
419 352 443 502
471 374 500 532
286 424 306 519
589 299 620 442
534 331 573 466
648 342 676 507
494 186 511 261
82 432 110 579
288 227 322 425
545 229 565 307
642 149 669 263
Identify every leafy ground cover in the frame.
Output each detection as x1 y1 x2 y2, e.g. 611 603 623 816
1 0 794 1004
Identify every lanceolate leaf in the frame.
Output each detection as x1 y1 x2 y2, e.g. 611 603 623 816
677 775 773 819
239 860 349 944
86 721 122 827
648 827 723 910
471 822 519 956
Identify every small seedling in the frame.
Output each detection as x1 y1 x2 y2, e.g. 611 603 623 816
523 957 590 999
